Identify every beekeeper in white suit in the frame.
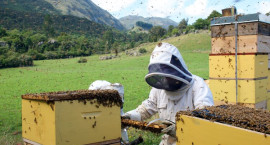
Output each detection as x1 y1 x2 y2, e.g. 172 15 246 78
123 42 214 145
89 80 129 144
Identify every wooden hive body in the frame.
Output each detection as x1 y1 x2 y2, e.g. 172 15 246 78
22 90 122 145
209 54 268 79
176 115 270 145
209 13 270 109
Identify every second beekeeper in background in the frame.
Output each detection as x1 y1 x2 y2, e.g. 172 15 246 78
89 80 129 144
123 42 214 145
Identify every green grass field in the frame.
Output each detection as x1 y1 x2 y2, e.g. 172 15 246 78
0 31 211 144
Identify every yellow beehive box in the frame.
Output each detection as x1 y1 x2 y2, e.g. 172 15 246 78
211 35 270 54
268 91 270 111
22 90 122 145
209 54 268 79
176 115 270 145
268 69 270 90
209 79 267 104
268 53 270 69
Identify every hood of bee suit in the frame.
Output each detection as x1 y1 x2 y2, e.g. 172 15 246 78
145 43 194 92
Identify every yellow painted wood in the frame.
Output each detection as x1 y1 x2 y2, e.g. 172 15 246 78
22 99 56 145
209 54 268 79
211 35 270 54
176 115 270 145
268 92 270 111
209 79 267 104
55 100 121 145
268 70 270 90
22 99 121 145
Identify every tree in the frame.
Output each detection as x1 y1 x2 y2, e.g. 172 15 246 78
149 26 167 42
0 27 7 38
178 18 188 33
167 25 174 36
112 42 119 56
266 12 270 16
193 18 209 30
206 10 222 28
43 14 55 37
207 10 222 21
103 30 114 53
172 28 180 36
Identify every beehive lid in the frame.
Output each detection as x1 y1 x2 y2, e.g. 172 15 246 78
22 90 122 107
211 13 270 26
176 105 270 134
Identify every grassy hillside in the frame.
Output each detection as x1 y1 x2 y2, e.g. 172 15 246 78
0 0 60 14
0 0 125 30
0 9 108 36
0 32 211 144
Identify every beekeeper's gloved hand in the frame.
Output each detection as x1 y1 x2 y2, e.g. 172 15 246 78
122 109 141 121
161 121 176 137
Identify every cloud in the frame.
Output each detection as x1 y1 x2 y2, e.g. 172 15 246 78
91 0 137 12
185 0 208 17
257 1 270 14
146 0 186 18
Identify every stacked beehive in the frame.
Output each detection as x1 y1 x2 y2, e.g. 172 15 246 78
209 13 270 110
22 90 122 145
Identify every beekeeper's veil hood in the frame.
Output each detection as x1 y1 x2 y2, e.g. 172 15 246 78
145 43 194 91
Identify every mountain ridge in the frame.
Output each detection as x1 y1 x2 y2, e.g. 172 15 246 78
0 0 125 30
44 0 125 30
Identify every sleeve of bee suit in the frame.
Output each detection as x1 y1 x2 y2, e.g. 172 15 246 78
136 88 158 121
192 75 214 109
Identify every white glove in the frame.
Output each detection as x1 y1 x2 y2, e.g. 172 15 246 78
122 109 141 121
161 122 176 138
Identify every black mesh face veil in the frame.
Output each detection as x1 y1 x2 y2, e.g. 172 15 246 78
147 63 192 83
145 63 191 91
145 75 187 91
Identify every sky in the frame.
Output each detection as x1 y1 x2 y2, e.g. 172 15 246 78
91 0 270 24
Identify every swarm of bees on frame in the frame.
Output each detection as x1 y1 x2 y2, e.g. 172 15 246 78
121 118 166 134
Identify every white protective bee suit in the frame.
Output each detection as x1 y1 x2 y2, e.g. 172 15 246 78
89 80 129 144
125 43 214 145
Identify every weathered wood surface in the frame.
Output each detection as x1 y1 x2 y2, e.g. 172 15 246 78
211 35 270 54
211 22 270 37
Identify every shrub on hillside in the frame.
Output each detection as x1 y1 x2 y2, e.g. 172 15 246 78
0 51 33 68
18 54 33 66
78 58 87 63
139 48 147 54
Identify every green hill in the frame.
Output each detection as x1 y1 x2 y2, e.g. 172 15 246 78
0 9 108 36
0 0 125 30
0 0 60 14
0 31 211 144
